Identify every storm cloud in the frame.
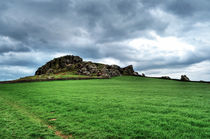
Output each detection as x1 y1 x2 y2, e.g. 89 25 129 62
0 0 210 81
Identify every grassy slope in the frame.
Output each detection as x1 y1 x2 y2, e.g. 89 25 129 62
0 76 210 138
17 72 97 81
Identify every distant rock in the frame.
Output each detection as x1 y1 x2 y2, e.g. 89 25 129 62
123 65 135 75
35 55 138 78
180 75 190 81
161 76 171 80
133 72 139 76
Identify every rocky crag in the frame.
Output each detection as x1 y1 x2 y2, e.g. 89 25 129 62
35 55 138 78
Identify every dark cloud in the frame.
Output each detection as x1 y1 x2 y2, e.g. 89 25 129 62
164 0 210 21
0 0 210 81
166 0 195 17
0 0 168 44
0 65 34 81
0 53 38 67
0 45 30 53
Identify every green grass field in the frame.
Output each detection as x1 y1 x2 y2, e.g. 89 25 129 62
0 76 210 138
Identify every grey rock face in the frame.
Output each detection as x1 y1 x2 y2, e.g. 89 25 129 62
123 65 134 75
35 55 83 75
133 72 139 76
46 69 54 75
141 73 146 77
180 75 190 81
35 55 137 78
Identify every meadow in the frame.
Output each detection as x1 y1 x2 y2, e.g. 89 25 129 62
0 76 210 138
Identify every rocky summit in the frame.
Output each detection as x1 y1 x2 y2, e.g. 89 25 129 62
35 55 138 78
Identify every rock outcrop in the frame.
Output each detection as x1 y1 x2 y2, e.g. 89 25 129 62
35 55 138 78
180 75 190 81
141 73 146 77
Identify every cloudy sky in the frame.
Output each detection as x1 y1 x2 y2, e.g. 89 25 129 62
0 0 210 81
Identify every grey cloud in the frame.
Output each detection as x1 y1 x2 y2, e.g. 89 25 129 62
0 0 169 51
0 0 210 81
0 55 38 67
0 45 30 53
164 0 210 20
166 0 195 17
134 49 210 71
0 65 34 81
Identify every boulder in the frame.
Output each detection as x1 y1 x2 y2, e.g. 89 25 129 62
141 73 146 77
109 69 121 77
83 71 91 76
122 65 134 75
46 69 54 75
101 67 109 75
180 75 190 81
86 63 97 73
47 76 53 80
133 72 139 76
73 56 83 63
66 64 75 71
110 65 121 70
101 73 111 78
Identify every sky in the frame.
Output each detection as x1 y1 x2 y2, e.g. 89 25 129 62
0 0 210 81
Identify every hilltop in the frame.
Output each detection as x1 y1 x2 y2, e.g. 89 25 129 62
35 55 138 78
11 55 138 82
1 55 209 84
